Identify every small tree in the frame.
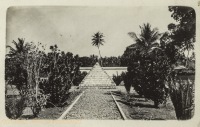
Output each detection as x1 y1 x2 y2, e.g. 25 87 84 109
121 72 132 94
41 45 81 106
24 42 50 116
124 23 169 107
6 39 49 118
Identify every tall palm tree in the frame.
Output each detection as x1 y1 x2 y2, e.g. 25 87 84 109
91 31 105 66
127 23 169 108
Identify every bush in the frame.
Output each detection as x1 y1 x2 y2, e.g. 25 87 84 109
73 71 87 86
135 51 170 107
40 72 71 107
20 88 50 117
169 70 195 119
123 48 170 107
5 96 26 119
40 46 81 107
121 72 132 94
112 74 123 86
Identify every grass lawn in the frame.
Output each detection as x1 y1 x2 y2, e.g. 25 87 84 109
114 86 177 120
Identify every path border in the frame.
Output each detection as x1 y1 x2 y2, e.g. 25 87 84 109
57 91 85 120
110 91 127 120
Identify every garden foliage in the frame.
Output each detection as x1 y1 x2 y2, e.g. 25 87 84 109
5 41 83 118
122 23 171 107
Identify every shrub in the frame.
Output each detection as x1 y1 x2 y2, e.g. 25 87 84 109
112 74 123 86
121 72 132 94
5 96 26 119
47 72 71 106
40 46 81 107
123 47 170 107
20 88 50 117
73 71 87 86
168 70 195 119
133 50 170 107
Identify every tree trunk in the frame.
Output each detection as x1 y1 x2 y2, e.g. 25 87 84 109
185 49 190 68
97 46 102 66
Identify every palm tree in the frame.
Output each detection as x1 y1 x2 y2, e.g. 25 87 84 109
6 38 30 57
91 31 105 66
6 38 31 91
127 23 165 108
128 23 160 53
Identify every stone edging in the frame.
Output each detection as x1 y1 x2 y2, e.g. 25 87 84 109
57 91 85 120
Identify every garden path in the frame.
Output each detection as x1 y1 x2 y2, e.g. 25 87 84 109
64 89 122 119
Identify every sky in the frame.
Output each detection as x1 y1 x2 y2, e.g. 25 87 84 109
6 6 176 57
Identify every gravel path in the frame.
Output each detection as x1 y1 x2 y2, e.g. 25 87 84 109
64 89 122 120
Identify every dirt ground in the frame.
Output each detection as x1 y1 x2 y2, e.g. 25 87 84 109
115 86 177 120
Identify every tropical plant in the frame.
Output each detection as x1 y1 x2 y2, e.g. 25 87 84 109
167 6 195 67
5 97 26 119
91 31 105 66
6 39 49 118
22 42 49 116
128 23 160 53
121 23 160 67
121 72 132 94
112 73 123 86
166 6 196 120
40 45 81 106
123 23 170 107
6 38 31 90
6 38 31 57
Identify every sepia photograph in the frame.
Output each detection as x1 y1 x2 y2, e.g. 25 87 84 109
4 3 197 124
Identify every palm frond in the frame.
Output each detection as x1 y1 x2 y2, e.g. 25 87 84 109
6 45 16 52
91 31 105 47
128 32 139 41
12 40 18 49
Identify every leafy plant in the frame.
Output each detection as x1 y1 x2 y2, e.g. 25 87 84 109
6 39 50 118
40 45 81 106
167 6 195 67
6 38 31 91
73 71 87 86
5 97 26 119
123 23 170 107
166 6 196 120
112 73 123 86
121 72 132 94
